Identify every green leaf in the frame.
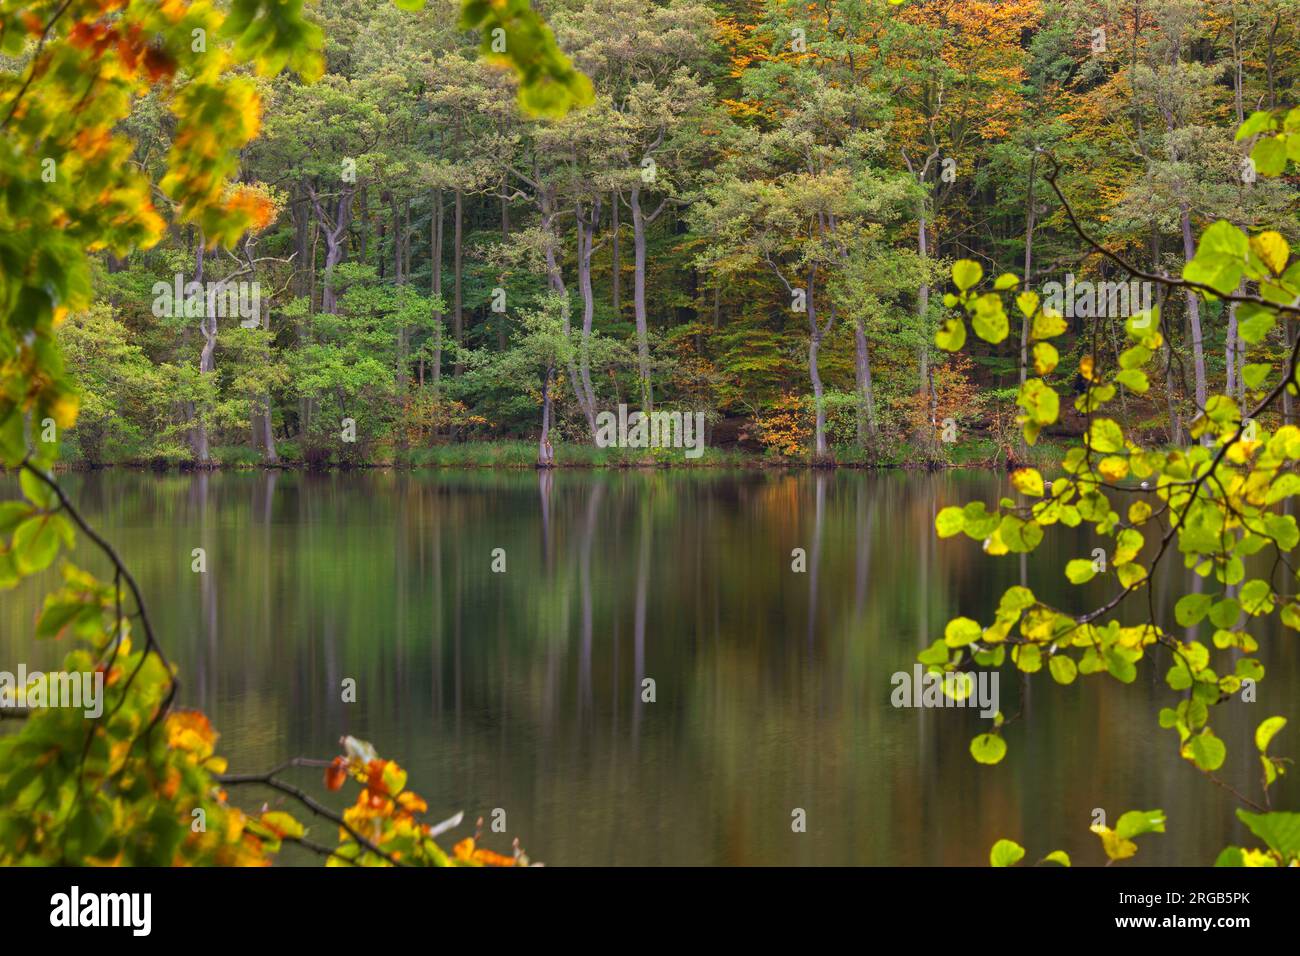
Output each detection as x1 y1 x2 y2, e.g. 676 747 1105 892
1116 809 1166 840
1252 135 1288 176
944 617 982 648
935 507 965 538
1048 654 1077 685
1114 368 1149 394
0 501 33 535
1086 418 1125 453
1255 717 1286 754
1236 110 1274 140
1235 810 1300 858
1188 730 1227 771
989 838 1024 867
918 640 950 666
1065 559 1097 584
1041 850 1071 867
12 516 60 575
998 586 1036 615
1213 846 1245 867
1242 363 1272 390
1236 303 1276 345
1175 593 1213 627
970 733 1007 765
1209 598 1240 630
1106 648 1137 683
19 468 55 509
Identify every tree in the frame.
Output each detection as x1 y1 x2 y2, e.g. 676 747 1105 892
927 97 1300 862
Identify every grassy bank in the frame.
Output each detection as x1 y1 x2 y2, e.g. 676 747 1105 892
47 437 1070 471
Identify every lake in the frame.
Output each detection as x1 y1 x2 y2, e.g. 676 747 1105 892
2 469 1294 865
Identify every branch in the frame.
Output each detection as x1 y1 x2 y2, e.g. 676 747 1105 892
216 763 406 867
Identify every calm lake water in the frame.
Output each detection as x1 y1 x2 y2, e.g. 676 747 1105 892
3 469 1295 865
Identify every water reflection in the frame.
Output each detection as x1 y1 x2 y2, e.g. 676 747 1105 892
1 468 1295 865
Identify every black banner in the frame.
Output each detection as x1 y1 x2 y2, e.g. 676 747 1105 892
0 865 1288 943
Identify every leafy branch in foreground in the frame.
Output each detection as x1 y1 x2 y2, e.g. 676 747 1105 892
990 808 1166 868
1 0 579 866
925 107 1300 866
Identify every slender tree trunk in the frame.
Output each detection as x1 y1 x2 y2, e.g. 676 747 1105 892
538 366 555 467
191 237 212 465
1019 153 1037 392
308 185 354 452
575 199 601 437
1284 318 1296 425
853 315 877 448
403 198 411 281
1180 204 1209 422
499 190 510 350
453 188 464 376
611 189 621 317
432 189 443 398
260 395 278 464
629 183 653 413
807 269 827 460
358 186 368 265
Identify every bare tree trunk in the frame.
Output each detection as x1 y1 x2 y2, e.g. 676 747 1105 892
453 188 464 376
852 315 876 449
629 183 653 413
499 190 510 350
574 198 601 437
432 189 443 398
538 366 555 467
1019 152 1037 391
191 238 211 465
307 185 354 453
807 269 828 460
1180 204 1209 421
611 189 621 317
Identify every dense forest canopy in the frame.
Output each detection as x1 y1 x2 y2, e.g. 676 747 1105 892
36 0 1300 468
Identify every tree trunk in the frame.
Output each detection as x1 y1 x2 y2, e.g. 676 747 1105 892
611 189 621 317
538 366 555 467
575 199 601 437
1180 203 1209 425
629 183 653 413
807 270 827 460
915 204 934 451
191 237 211 465
853 315 876 448
432 189 443 398
453 188 464 376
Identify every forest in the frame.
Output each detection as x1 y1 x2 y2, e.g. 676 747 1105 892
49 0 1300 469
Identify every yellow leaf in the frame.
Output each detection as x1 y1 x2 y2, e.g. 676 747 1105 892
1091 824 1138 861
1011 468 1044 497
1032 341 1058 375
1250 231 1290 275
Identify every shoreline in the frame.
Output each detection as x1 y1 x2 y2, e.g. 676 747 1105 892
25 437 1069 475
